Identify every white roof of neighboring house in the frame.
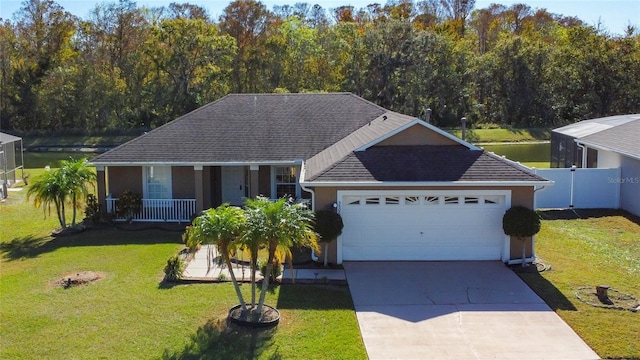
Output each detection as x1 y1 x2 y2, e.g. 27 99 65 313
577 120 640 160
553 114 640 138
0 132 22 144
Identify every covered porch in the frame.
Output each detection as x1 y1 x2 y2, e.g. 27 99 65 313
94 162 303 222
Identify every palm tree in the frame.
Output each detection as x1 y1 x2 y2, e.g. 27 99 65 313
183 204 248 311
59 158 96 226
27 168 67 229
244 197 318 316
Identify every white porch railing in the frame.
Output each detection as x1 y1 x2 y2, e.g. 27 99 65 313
105 197 196 223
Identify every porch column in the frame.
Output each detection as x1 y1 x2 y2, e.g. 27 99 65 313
194 165 204 213
249 165 259 199
95 165 107 214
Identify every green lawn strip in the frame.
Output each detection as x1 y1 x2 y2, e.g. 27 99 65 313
447 128 550 143
23 135 138 148
518 210 640 359
1 176 366 359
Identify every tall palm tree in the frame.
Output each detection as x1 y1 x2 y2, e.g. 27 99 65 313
183 204 248 311
244 197 318 316
27 168 67 229
59 158 96 226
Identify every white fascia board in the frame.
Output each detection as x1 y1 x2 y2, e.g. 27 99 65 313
300 180 553 187
355 119 480 152
299 161 307 182
89 160 303 167
574 139 640 161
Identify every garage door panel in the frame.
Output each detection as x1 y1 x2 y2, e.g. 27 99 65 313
343 245 502 261
339 191 508 261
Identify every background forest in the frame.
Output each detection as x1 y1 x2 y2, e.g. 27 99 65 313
1 0 639 134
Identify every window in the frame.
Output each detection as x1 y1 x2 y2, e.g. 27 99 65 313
344 196 361 205
444 196 459 204
274 166 297 198
483 196 500 205
425 196 439 205
365 196 380 205
464 197 479 204
405 196 420 205
144 166 171 199
385 196 400 205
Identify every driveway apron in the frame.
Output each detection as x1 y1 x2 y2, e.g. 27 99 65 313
344 261 599 360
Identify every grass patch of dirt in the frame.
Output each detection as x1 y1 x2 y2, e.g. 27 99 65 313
54 271 105 289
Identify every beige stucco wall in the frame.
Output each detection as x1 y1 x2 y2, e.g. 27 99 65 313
172 166 195 199
258 166 271 198
107 167 142 196
311 185 536 264
377 125 460 146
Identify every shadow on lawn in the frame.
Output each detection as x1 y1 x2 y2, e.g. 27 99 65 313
0 228 180 261
276 283 354 310
161 319 280 360
538 208 640 225
516 270 577 311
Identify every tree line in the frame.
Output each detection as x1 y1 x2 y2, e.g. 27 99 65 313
1 0 639 132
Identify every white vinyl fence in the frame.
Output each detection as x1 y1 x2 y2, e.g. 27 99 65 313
533 167 621 209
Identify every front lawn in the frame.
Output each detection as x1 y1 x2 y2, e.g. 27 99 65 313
0 189 365 359
519 209 640 359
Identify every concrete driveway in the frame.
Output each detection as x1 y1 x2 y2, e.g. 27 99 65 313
344 261 599 360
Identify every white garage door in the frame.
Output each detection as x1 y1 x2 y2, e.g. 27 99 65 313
338 190 510 262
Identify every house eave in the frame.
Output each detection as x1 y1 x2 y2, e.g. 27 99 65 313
300 180 554 187
90 160 304 167
574 139 640 161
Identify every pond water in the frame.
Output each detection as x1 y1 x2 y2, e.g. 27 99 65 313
23 151 101 169
22 143 551 170
481 142 550 164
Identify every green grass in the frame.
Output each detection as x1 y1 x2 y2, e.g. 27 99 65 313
23 135 138 148
0 182 366 359
518 209 640 359
23 152 100 170
521 161 550 168
447 128 551 143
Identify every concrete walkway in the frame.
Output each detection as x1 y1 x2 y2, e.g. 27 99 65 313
182 245 345 282
344 261 600 360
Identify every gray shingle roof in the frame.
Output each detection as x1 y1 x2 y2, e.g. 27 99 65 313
306 145 548 183
304 111 417 179
553 114 640 138
577 119 640 159
92 93 387 164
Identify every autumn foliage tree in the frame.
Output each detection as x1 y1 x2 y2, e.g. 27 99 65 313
2 0 639 132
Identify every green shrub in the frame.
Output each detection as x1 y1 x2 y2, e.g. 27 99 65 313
502 206 541 238
313 210 344 266
259 259 282 282
116 190 142 222
182 225 202 252
313 210 344 243
84 194 101 224
164 254 185 281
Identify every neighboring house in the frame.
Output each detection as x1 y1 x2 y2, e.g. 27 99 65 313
91 93 550 264
0 132 24 199
551 114 640 216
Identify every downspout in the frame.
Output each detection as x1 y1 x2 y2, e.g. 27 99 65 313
531 168 549 210
299 162 319 262
576 142 587 168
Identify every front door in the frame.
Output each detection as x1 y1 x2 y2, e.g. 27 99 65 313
221 167 246 206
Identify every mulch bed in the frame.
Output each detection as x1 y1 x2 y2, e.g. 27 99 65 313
228 304 280 328
575 286 640 312
55 271 105 289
